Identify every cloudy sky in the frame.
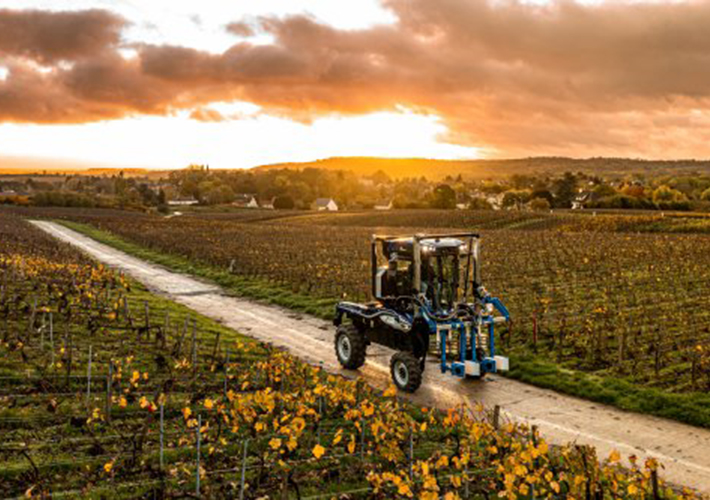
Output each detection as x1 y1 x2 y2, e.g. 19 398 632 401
1 0 710 169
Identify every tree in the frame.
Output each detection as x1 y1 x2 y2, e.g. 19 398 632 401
552 172 578 208
530 189 554 205
652 185 686 204
273 195 295 209
502 190 532 210
202 184 235 205
368 170 390 185
593 184 617 198
621 184 645 199
429 184 457 209
530 198 551 211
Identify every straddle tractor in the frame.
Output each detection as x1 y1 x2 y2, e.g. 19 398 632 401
333 233 510 392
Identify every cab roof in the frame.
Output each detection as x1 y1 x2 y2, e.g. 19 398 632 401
383 237 466 259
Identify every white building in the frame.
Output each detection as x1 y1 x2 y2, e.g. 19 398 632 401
313 198 339 211
168 197 199 206
233 194 259 208
374 199 393 210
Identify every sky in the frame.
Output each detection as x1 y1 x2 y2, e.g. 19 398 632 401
2 0 710 169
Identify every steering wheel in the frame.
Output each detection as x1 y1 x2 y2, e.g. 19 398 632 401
395 295 414 313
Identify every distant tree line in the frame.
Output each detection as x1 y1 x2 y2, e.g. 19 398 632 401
1 164 709 212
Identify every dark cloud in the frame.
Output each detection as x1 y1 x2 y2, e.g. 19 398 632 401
0 9 125 63
3 2 710 157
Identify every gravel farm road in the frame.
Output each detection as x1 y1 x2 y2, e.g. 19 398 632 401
32 220 710 493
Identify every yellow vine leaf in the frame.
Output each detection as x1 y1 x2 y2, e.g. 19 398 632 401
312 444 325 459
398 483 414 497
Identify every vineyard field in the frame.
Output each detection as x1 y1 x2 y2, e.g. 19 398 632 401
7 204 708 430
0 211 694 498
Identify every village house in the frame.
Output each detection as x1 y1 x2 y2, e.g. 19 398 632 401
572 191 598 210
374 199 393 210
312 198 339 211
486 193 506 210
167 196 199 206
233 194 259 208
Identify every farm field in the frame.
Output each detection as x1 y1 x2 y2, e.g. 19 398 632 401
11 206 710 428
0 211 694 498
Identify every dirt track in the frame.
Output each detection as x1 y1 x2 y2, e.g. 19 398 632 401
33 220 710 493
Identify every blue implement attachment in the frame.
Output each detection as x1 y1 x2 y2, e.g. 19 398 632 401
436 295 510 379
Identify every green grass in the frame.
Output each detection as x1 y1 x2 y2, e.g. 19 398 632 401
57 220 710 429
59 220 338 320
507 355 710 428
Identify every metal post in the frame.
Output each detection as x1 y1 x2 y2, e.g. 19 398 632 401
86 345 92 404
408 431 414 479
144 301 150 342
317 396 323 444
124 296 130 321
160 403 165 470
223 348 230 399
464 458 470 498
49 312 54 366
29 296 37 345
163 311 170 348
651 469 660 500
239 439 249 500
192 320 197 367
106 363 112 420
360 419 366 459
196 414 201 496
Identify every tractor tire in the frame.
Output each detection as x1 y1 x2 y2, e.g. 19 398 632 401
335 324 367 370
390 351 423 393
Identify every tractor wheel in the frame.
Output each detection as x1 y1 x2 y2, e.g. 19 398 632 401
390 351 423 393
335 324 367 370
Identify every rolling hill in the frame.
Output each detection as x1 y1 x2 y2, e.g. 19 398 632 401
254 156 710 180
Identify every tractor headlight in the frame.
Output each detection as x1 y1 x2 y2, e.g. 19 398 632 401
486 303 494 314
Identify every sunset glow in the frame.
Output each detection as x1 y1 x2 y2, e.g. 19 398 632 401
0 108 480 169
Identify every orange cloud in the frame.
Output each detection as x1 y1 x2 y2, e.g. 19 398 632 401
3 2 710 158
189 107 226 122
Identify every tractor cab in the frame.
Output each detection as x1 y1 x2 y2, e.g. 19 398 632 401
373 234 480 313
